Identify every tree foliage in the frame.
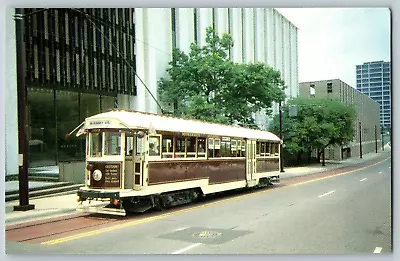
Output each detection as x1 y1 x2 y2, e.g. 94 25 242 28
269 97 356 156
158 27 285 127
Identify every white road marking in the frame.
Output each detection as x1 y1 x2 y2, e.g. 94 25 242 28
374 247 382 253
171 243 202 254
360 178 368 182
318 190 336 198
173 227 189 232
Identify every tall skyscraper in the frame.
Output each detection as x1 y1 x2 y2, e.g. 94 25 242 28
356 61 391 130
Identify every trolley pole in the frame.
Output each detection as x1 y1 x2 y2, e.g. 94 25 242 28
279 100 284 172
14 8 35 212
359 121 362 159
381 127 384 151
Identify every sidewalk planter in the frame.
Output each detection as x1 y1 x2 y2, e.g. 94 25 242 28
58 161 85 184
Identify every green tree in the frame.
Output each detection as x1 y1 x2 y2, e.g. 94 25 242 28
158 27 285 127
269 97 356 165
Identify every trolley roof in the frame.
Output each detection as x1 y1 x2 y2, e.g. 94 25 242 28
84 109 281 142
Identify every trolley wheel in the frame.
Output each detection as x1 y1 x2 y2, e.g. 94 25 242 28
155 195 166 211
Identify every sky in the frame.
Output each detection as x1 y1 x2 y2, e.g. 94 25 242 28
276 8 391 88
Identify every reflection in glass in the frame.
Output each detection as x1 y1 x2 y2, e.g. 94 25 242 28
26 87 118 165
101 96 116 112
27 88 56 167
56 90 81 161
80 93 100 121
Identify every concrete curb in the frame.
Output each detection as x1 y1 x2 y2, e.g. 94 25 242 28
5 208 77 225
5 184 84 202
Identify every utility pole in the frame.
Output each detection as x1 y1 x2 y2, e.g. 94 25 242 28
375 125 378 153
14 8 35 211
279 100 284 172
359 121 362 159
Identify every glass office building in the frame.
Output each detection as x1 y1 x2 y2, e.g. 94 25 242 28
7 8 137 168
356 61 391 130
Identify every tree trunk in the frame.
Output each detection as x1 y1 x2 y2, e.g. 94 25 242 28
307 150 312 163
297 152 301 165
322 149 326 166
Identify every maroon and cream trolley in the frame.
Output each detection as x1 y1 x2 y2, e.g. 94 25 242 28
75 109 282 216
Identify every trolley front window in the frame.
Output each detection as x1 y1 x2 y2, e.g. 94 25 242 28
104 132 122 155
90 133 102 157
89 132 122 157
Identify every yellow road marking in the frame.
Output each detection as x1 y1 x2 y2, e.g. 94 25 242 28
42 156 390 245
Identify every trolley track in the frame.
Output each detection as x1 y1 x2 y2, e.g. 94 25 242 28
6 213 125 243
6 153 390 245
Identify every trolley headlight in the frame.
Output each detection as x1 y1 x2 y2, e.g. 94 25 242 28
92 169 102 181
86 164 94 171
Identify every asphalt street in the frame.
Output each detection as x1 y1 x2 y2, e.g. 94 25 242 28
6 157 392 254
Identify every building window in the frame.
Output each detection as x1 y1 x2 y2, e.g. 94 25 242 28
327 82 333 93
310 84 315 97
193 8 198 45
227 8 231 59
241 9 245 62
253 8 257 61
212 8 216 30
171 8 177 51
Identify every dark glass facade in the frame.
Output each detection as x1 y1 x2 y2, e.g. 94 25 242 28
27 88 116 167
21 8 137 166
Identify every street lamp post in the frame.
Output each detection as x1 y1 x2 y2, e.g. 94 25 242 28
14 8 35 211
359 121 362 159
279 100 284 172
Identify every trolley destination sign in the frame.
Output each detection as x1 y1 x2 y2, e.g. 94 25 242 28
86 119 121 129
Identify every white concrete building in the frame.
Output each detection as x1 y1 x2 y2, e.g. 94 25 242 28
132 8 299 129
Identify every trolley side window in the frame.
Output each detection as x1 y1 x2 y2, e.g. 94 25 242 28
149 136 161 157
136 137 145 156
186 137 196 158
260 142 266 156
256 141 279 158
197 138 206 158
162 135 173 158
126 134 134 156
272 143 279 156
220 137 231 157
231 140 237 157
240 140 246 157
208 138 221 158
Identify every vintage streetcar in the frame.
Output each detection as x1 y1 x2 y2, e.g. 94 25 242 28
73 109 282 216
